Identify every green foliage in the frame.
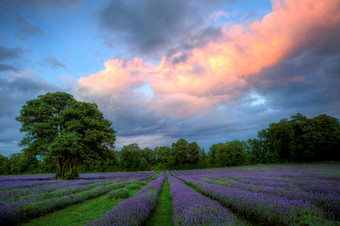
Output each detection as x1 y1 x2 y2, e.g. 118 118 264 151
15 92 116 178
126 183 140 189
120 143 142 171
0 153 40 175
0 154 8 174
8 104 340 175
209 141 246 167
108 189 129 199
254 113 340 163
65 169 79 180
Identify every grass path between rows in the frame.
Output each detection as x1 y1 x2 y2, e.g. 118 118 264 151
146 171 173 226
20 186 146 226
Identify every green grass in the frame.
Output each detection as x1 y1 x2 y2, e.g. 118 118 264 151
146 172 173 226
20 185 147 226
307 169 340 176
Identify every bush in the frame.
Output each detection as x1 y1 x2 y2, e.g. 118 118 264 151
138 181 148 186
108 189 129 199
126 183 140 189
66 170 79 180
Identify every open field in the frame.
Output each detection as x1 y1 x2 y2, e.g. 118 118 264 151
1 164 340 225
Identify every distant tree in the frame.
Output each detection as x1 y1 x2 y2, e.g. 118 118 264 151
310 114 340 160
119 143 141 171
290 114 340 161
215 143 231 167
198 148 208 167
227 140 246 166
171 139 189 164
1 153 39 175
187 142 201 164
208 144 219 165
141 147 156 169
245 138 264 163
16 92 116 179
154 146 172 169
258 113 340 163
0 154 8 175
139 157 148 171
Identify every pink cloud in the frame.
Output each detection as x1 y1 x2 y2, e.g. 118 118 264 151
78 57 151 91
208 10 229 21
289 75 305 83
78 0 340 117
9 69 35 80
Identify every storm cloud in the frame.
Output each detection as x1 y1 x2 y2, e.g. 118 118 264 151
0 77 61 156
98 0 222 57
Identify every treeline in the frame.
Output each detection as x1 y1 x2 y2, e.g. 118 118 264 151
1 113 339 174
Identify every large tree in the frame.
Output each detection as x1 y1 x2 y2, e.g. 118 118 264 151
16 92 116 179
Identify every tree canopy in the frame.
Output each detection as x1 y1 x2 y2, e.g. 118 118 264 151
16 92 116 179
1 110 338 176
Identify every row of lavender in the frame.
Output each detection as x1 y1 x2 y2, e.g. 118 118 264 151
0 171 155 225
167 171 235 225
89 172 164 225
173 164 340 225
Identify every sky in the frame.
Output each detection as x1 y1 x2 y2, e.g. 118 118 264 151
1 0 340 157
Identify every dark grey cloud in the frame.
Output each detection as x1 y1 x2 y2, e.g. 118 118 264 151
0 63 18 71
166 25 223 59
0 77 61 156
16 0 80 11
13 13 42 37
42 56 66 69
99 0 222 57
241 51 340 125
0 45 24 61
0 1 43 39
0 45 23 71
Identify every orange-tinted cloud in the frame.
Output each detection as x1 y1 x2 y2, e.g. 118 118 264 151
78 0 340 117
289 75 305 83
78 57 151 92
152 0 340 93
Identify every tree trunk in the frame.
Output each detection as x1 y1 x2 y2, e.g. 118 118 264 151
67 157 79 179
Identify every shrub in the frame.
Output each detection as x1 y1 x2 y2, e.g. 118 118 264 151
65 171 79 180
108 189 129 199
126 183 140 189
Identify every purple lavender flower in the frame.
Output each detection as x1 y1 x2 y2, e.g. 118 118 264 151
0 172 156 225
90 172 164 226
167 172 235 225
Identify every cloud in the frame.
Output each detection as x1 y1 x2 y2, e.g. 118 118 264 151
116 134 176 150
0 1 43 39
0 45 23 71
148 0 340 114
0 76 61 156
78 58 150 91
252 53 340 115
15 0 80 11
42 56 66 69
13 13 42 37
0 64 18 72
76 0 340 150
82 0 340 110
98 0 222 57
0 45 24 61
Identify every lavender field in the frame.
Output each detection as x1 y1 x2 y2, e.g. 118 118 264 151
1 164 340 225
173 164 340 225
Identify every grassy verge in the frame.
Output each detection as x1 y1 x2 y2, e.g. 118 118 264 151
20 182 149 226
146 172 173 226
